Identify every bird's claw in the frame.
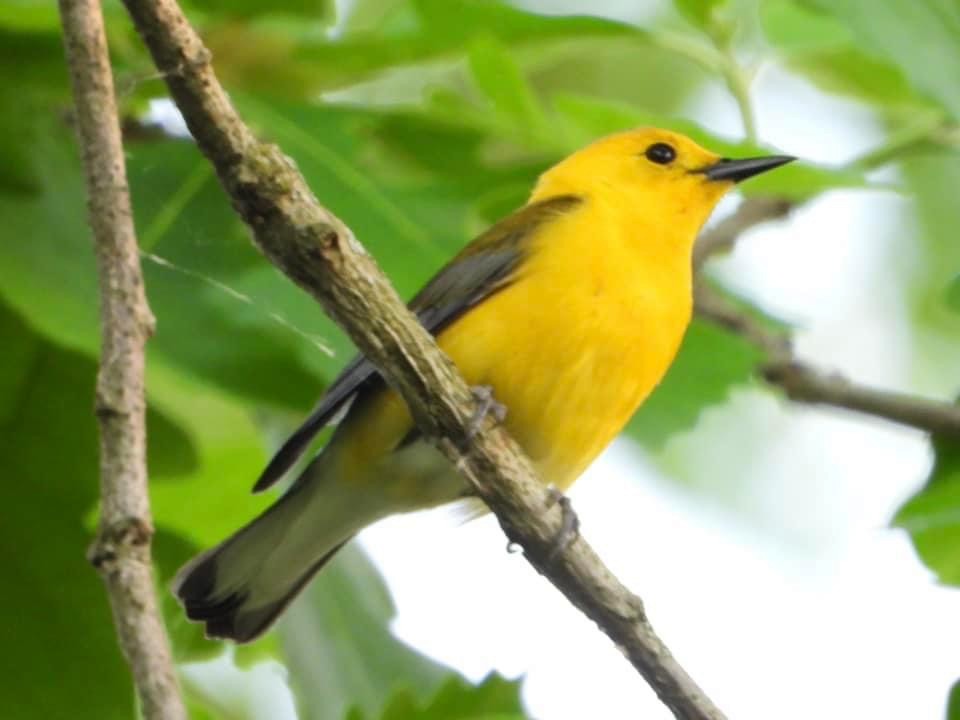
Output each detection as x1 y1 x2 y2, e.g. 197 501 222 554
544 486 580 562
467 385 507 439
501 489 579 560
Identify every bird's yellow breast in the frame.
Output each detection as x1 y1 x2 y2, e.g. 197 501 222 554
334 196 695 497
437 196 693 488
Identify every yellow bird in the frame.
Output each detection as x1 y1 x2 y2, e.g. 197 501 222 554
175 128 793 641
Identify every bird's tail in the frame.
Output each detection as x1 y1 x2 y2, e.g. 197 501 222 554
173 459 379 642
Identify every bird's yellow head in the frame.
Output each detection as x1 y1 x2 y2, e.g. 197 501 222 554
532 127 793 244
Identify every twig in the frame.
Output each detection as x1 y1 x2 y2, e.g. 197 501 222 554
58 1 185 718
119 1 726 717
760 361 960 436
693 205 960 438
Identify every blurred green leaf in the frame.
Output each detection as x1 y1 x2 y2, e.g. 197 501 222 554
186 0 333 20
185 697 219 720
760 0 853 51
900 154 960 342
0 23 67 194
761 1 921 106
147 363 277 662
468 36 549 139
0 1 63 33
286 0 640 93
893 433 960 585
372 673 527 720
627 316 764 447
785 48 915 106
279 544 450 720
804 0 960 120
0 113 101 353
190 0 653 101
148 362 272 546
948 678 960 720
675 0 725 30
0 299 131 720
148 402 201 479
947 276 960 313
130 138 329 411
340 0 410 33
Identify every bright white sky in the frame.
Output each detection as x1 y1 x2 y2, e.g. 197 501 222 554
184 2 960 718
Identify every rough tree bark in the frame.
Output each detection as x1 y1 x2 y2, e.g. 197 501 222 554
58 1 186 718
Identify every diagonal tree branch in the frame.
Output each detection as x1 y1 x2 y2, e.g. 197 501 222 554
57 1 185 718
693 200 960 438
119 1 726 718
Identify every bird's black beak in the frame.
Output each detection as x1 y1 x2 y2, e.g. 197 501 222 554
701 155 795 183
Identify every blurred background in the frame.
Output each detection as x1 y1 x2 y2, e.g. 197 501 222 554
3 0 960 718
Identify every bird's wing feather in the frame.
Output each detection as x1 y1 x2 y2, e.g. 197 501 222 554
252 194 582 492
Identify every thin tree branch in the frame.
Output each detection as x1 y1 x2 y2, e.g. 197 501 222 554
693 202 960 438
58 1 185 718
119 1 725 717
761 360 960 436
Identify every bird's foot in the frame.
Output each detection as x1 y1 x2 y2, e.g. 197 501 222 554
467 385 507 439
544 486 580 562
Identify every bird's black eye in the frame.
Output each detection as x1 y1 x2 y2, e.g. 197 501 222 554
644 142 676 165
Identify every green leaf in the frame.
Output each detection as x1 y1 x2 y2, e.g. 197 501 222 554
674 0 725 30
289 0 640 93
278 544 450 720
893 433 960 585
0 299 131 720
147 401 201 479
900 154 960 339
0 1 63 33
0 6 77 192
129 138 329 411
374 674 527 720
190 0 653 101
0 113 100 354
148 362 272 547
947 276 960 313
339 0 409 32
467 36 549 138
186 0 334 21
761 1 921 106
760 0 854 51
804 0 960 120
147 363 277 662
948 678 960 720
626 316 764 447
785 48 916 106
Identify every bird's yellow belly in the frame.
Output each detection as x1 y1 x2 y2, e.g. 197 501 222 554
333 206 693 503
439 269 689 489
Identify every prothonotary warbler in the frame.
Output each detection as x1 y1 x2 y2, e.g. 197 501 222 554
175 128 793 641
